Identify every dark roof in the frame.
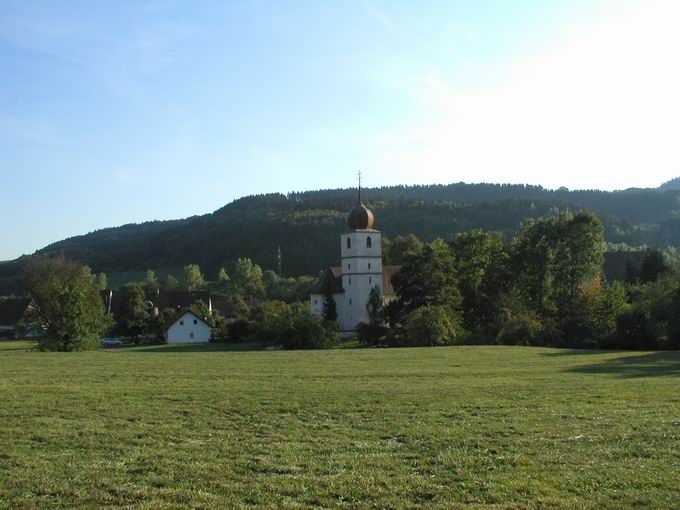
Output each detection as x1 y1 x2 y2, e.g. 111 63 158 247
311 267 344 294
162 309 209 332
0 297 30 326
154 290 211 311
603 251 645 283
382 265 400 297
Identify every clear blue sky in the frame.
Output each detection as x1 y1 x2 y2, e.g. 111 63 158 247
2 0 679 260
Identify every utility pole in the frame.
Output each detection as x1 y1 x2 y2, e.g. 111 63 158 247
277 245 282 277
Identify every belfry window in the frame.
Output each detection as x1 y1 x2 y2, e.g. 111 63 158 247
347 238 351 249
366 236 372 248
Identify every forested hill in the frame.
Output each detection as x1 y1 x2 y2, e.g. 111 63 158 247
5 182 680 283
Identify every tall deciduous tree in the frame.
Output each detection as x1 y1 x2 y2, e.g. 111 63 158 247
449 230 509 332
233 258 265 298
24 255 108 351
115 283 149 340
144 269 159 294
389 239 461 325
183 264 206 291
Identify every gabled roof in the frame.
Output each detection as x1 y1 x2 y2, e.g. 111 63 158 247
162 309 209 332
310 267 344 294
382 265 400 297
0 297 30 326
311 265 401 297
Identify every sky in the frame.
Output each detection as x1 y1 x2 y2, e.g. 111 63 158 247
2 0 680 260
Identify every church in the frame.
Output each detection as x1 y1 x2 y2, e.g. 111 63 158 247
310 191 399 337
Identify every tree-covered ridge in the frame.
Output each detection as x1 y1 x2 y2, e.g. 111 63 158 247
659 177 680 190
11 182 680 280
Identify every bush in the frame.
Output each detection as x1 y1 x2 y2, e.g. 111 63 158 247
249 301 338 349
615 308 658 350
494 293 544 346
356 322 386 345
402 306 462 346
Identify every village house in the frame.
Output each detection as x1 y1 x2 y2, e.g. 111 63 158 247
163 309 211 344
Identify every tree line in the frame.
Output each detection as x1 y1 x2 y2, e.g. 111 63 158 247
19 207 680 352
360 211 680 350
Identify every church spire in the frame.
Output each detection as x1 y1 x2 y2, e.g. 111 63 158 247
348 170 374 230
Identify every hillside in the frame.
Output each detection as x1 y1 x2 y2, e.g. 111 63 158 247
5 183 680 288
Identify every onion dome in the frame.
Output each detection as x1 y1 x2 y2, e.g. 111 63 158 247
348 200 375 230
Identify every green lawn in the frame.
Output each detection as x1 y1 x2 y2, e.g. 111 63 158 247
1 341 679 509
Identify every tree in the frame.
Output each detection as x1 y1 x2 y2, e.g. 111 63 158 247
183 264 205 291
366 285 384 326
383 234 424 265
217 267 230 289
24 255 108 351
449 230 509 333
233 258 265 298
639 249 669 283
389 239 461 325
96 272 108 290
163 275 180 290
511 217 558 313
552 211 605 317
115 283 149 341
403 305 462 346
323 292 337 322
144 269 159 294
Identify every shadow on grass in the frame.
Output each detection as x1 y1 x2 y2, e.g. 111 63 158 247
115 342 268 353
541 349 609 357
558 351 680 378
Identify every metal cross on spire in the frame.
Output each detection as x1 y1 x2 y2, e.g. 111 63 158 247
357 170 363 203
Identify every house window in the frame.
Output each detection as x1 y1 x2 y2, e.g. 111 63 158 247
348 263 351 270
193 319 198 325
368 262 371 270
349 299 352 305
190 332 194 339
366 236 372 248
348 277 351 285
314 300 318 305
179 320 184 326
347 238 351 249
369 277 372 284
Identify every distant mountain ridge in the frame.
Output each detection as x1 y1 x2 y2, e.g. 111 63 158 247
3 182 680 295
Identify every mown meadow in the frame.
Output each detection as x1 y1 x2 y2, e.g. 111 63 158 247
1 340 679 509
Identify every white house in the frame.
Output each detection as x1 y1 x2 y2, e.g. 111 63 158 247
163 310 211 344
310 191 399 337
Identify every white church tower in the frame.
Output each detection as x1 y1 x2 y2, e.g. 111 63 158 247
338 189 383 333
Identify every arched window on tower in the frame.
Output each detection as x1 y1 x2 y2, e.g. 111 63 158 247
347 238 351 249
366 236 372 248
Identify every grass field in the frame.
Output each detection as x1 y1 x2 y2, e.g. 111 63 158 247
1 341 679 509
